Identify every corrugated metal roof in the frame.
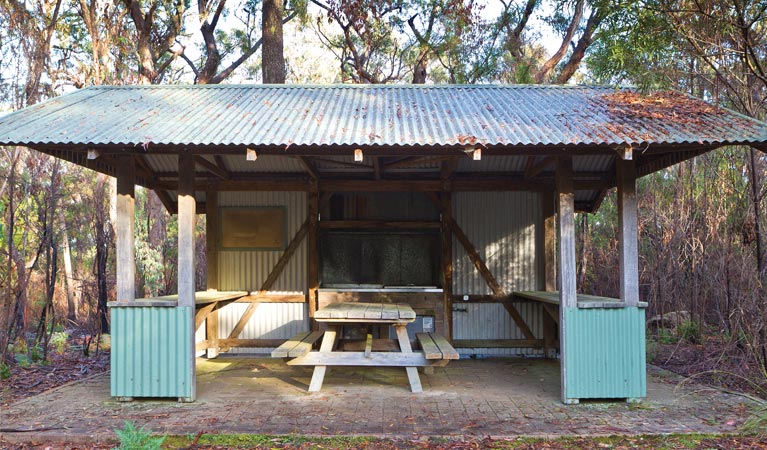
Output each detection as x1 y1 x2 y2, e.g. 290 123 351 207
2 84 766 149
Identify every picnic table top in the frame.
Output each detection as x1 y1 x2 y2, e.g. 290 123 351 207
512 291 648 308
108 290 249 308
314 302 417 323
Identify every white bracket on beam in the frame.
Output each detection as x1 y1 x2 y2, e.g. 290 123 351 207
615 145 633 160
464 145 481 161
354 148 364 162
246 148 258 161
87 149 101 160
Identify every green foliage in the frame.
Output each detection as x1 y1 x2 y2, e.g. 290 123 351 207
586 0 679 87
679 320 700 344
0 363 10 380
656 329 679 345
160 433 745 449
50 331 69 355
29 345 44 362
743 402 767 436
113 421 165 450
645 336 658 361
15 353 30 367
12 337 27 355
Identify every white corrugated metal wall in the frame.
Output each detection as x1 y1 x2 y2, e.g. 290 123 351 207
216 192 308 353
208 190 543 356
452 192 544 356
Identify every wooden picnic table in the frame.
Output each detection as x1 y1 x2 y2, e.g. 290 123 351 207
274 302 458 393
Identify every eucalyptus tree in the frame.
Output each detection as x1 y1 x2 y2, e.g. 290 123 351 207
498 0 616 84
586 0 767 385
311 0 411 83
171 0 306 84
119 0 187 84
407 0 504 84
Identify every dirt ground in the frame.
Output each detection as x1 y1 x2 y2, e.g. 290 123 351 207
2 434 767 449
650 334 767 400
0 349 109 407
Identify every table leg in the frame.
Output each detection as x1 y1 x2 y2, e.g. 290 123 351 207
308 325 337 392
394 324 422 393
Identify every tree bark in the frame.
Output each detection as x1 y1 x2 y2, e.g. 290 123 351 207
60 210 78 323
262 0 286 83
94 174 111 334
534 0 584 83
554 7 605 84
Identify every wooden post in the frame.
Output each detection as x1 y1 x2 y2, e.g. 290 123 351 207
206 191 219 291
556 157 577 309
205 191 219 358
307 189 319 329
617 158 639 307
440 192 453 341
540 190 557 357
178 152 196 401
116 155 135 303
556 156 577 404
542 191 556 292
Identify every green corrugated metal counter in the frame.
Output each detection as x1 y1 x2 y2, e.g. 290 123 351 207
110 305 193 399
514 291 647 403
562 306 646 401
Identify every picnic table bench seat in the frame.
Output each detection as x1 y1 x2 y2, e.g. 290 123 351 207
416 332 459 361
271 331 324 358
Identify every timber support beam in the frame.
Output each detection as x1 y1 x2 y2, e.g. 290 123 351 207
617 158 639 306
556 156 577 404
178 151 197 401
116 155 136 303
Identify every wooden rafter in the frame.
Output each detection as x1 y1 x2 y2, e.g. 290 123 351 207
296 156 320 179
311 156 374 170
195 155 230 180
383 155 458 170
319 220 440 229
133 154 158 185
225 219 310 341
214 155 229 173
373 156 381 180
425 192 536 340
525 156 557 179
524 155 536 176
319 191 334 210
154 190 177 214
441 158 458 180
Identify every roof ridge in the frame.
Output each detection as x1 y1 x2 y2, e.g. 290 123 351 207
81 83 630 90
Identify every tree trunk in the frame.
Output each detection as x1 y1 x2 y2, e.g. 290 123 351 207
262 0 286 83
534 0 584 83
0 152 19 364
554 7 604 84
60 210 78 323
412 58 427 84
748 147 764 274
95 174 111 334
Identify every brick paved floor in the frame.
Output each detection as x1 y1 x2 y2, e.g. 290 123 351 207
0 357 756 443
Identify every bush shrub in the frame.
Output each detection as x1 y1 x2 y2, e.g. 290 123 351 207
50 331 69 355
679 320 701 344
113 421 165 450
0 363 10 380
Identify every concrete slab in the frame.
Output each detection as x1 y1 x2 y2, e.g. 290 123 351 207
0 357 756 443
